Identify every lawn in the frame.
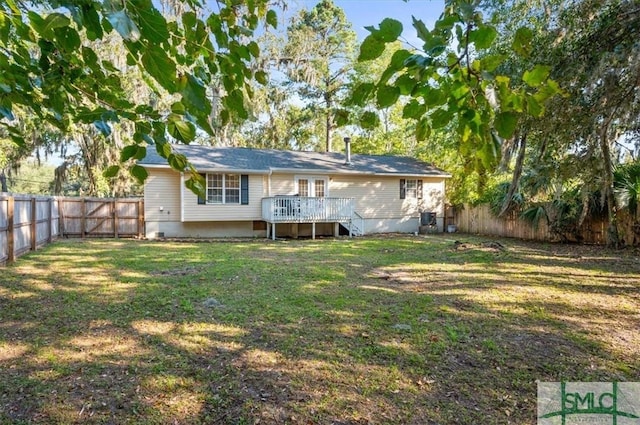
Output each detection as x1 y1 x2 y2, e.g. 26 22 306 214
0 235 638 424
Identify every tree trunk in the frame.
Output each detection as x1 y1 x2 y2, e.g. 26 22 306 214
499 132 527 217
324 92 332 152
0 169 7 193
599 119 620 247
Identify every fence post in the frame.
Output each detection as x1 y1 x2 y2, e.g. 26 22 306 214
113 200 119 238
81 198 86 238
47 198 52 243
7 196 14 263
30 197 37 251
137 200 144 239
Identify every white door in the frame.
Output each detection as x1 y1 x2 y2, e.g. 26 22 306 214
295 176 328 218
295 176 327 197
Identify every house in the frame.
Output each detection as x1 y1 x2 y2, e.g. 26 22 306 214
138 141 450 239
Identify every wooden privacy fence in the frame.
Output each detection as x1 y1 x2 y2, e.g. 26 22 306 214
0 194 143 265
452 204 639 245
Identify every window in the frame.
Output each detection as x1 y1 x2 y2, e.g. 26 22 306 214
206 174 241 204
315 179 325 197
298 179 309 197
406 179 417 199
400 179 423 200
225 174 240 203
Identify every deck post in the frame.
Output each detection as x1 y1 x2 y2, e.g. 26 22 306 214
272 223 276 240
312 222 316 240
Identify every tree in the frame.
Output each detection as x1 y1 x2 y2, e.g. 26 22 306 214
283 0 357 152
483 0 640 245
0 0 279 194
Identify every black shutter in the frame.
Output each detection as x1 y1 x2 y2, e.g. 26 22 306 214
197 173 206 204
417 180 423 199
240 174 249 205
400 179 406 199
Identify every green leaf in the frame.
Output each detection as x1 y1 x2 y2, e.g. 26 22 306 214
430 109 451 129
29 12 70 39
480 54 506 72
82 4 103 40
394 74 416 95
349 82 375 106
470 25 497 50
225 90 247 120
523 65 551 87
403 100 426 119
130 4 169 43
422 87 447 107
415 117 430 141
248 41 260 58
534 79 563 103
141 45 177 92
179 74 209 113
155 140 172 158
359 35 385 62
171 101 186 114
167 153 188 170
334 109 350 127
376 85 400 108
105 9 140 42
494 111 518 138
254 70 268 85
103 165 120 178
0 12 10 44
412 17 430 43
130 164 148 183
185 173 205 198
512 27 533 58
120 145 139 162
526 95 544 118
266 9 277 29
168 117 196 143
360 111 380 129
54 26 81 52
378 18 402 42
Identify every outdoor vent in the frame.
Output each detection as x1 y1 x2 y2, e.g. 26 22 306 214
155 232 165 238
344 137 352 165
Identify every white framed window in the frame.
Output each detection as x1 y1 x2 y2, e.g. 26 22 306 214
315 179 325 197
400 178 423 200
206 173 240 204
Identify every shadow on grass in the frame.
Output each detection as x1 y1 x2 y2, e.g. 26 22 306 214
0 235 639 424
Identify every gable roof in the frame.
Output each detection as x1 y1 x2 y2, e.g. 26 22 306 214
139 144 450 177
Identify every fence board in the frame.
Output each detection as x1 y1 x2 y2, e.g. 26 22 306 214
1 194 143 265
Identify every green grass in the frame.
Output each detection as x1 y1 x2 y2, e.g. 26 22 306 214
0 235 638 424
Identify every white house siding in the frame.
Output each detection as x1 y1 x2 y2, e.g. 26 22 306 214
269 173 296 196
182 173 264 222
329 175 446 233
144 169 182 223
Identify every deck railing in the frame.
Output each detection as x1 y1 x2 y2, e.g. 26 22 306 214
261 196 354 223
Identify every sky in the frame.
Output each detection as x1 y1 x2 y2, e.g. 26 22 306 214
293 0 445 43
